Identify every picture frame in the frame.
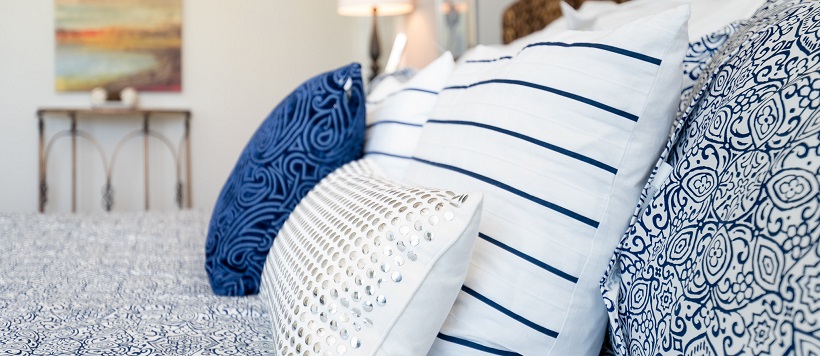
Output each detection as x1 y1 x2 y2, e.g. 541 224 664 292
435 0 478 59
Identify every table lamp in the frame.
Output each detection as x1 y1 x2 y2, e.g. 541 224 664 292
338 0 414 81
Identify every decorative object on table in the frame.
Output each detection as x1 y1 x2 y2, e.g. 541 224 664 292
436 0 476 59
55 0 182 92
405 6 688 355
206 63 366 297
88 86 139 108
120 87 139 108
259 158 483 356
90 87 107 107
602 0 820 354
338 0 414 82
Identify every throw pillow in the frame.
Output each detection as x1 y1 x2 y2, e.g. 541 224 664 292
206 63 366 296
258 158 483 355
404 6 690 355
564 0 765 40
602 0 820 354
364 52 455 182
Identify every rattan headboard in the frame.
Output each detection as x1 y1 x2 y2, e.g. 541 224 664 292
502 0 629 44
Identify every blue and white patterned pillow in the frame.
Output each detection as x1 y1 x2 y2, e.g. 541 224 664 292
206 63 366 296
404 6 690 355
601 0 820 354
680 21 745 112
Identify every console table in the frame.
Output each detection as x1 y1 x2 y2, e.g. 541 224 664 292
37 108 192 213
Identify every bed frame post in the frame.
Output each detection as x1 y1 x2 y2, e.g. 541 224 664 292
143 113 150 211
70 113 77 213
184 113 192 209
38 111 46 213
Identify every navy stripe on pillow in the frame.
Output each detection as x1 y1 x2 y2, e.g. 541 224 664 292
465 42 662 66
465 56 513 63
442 79 639 122
366 120 424 129
479 233 578 283
363 151 411 160
461 286 559 338
522 42 662 65
436 333 523 356
366 87 438 104
411 157 600 228
426 119 617 174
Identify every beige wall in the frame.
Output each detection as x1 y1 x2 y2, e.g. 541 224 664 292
0 0 399 213
0 0 509 213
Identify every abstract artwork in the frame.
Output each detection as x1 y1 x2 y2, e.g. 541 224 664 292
55 0 182 92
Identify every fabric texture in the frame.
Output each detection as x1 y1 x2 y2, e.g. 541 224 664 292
680 21 745 111
602 0 820 354
206 63 366 296
403 6 689 355
364 53 455 182
0 211 274 355
563 0 765 40
258 158 483 356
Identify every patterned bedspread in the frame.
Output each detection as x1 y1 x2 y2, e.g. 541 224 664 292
0 211 274 355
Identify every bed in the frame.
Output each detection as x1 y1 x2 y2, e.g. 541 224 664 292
4 0 819 355
0 211 274 354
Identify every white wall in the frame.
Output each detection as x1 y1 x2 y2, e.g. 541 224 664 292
403 0 514 67
0 0 400 213
476 0 515 45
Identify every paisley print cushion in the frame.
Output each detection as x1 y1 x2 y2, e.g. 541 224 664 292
602 1 820 354
206 63 366 296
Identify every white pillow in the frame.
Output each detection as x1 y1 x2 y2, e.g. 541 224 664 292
404 6 689 355
566 0 764 40
258 158 483 356
364 53 455 182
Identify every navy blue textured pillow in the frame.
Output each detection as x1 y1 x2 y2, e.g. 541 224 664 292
206 63 365 296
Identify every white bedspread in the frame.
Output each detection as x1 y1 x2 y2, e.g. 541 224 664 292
0 211 274 355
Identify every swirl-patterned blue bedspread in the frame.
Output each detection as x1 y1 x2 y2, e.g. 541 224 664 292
0 211 275 355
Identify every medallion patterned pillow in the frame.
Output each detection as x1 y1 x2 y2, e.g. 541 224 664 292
206 63 366 296
259 159 483 355
680 21 745 112
602 1 820 354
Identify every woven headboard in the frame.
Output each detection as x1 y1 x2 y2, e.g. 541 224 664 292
502 0 629 44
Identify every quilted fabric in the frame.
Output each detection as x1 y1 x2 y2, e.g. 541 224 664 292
206 63 366 296
602 0 820 354
258 159 483 355
0 211 274 355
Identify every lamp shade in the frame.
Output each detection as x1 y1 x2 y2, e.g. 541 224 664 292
338 0 414 16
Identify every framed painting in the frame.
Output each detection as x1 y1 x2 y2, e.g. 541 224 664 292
436 0 477 60
55 0 182 92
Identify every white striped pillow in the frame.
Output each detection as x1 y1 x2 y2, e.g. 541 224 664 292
404 6 690 355
364 52 454 182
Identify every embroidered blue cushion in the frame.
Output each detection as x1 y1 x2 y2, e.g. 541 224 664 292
206 63 365 296
602 1 820 354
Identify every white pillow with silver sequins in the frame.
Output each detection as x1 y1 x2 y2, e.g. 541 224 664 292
259 158 483 356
